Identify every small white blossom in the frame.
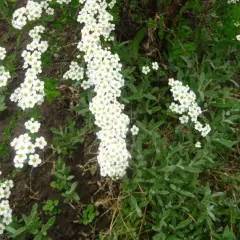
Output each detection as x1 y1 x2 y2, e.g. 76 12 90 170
142 66 151 75
0 47 6 60
0 47 11 88
46 7 54 15
25 118 41 133
236 35 240 41
81 80 90 90
130 125 139 135
35 137 47 149
200 124 211 137
179 115 189 124
28 154 41 167
152 62 159 71
0 66 10 88
195 141 201 148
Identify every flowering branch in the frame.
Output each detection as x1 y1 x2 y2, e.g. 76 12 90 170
168 78 211 140
63 0 132 178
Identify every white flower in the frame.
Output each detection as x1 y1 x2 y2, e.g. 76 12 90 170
194 121 203 132
63 61 84 81
201 124 211 137
46 7 54 15
35 136 47 149
14 153 27 163
14 162 24 168
25 118 41 133
3 213 12 225
0 181 13 232
5 180 13 189
236 35 240 41
12 1 43 29
11 120 46 168
228 0 239 3
142 66 151 75
10 25 47 110
152 62 159 70
179 115 189 124
130 125 139 135
28 154 41 167
0 47 6 60
168 78 211 137
195 141 201 148
0 223 5 234
26 143 36 154
81 80 90 90
56 0 71 3
0 60 11 88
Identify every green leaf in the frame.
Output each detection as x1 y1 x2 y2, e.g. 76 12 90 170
0 95 6 112
223 226 236 240
176 218 192 229
183 166 201 173
213 138 237 148
11 225 29 237
178 190 195 198
44 78 61 103
130 196 142 217
161 166 176 172
42 216 56 233
143 94 157 101
131 28 146 60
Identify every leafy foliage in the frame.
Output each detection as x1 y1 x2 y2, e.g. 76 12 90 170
6 204 55 240
43 200 61 216
79 204 99 225
51 119 85 157
104 0 240 239
50 158 80 203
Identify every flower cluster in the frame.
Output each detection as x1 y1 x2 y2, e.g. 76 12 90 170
10 26 48 110
64 0 133 178
0 47 11 88
0 47 6 61
56 0 71 4
63 61 84 81
168 78 211 137
142 62 159 74
228 0 239 3
0 174 13 234
12 0 54 29
11 119 47 168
